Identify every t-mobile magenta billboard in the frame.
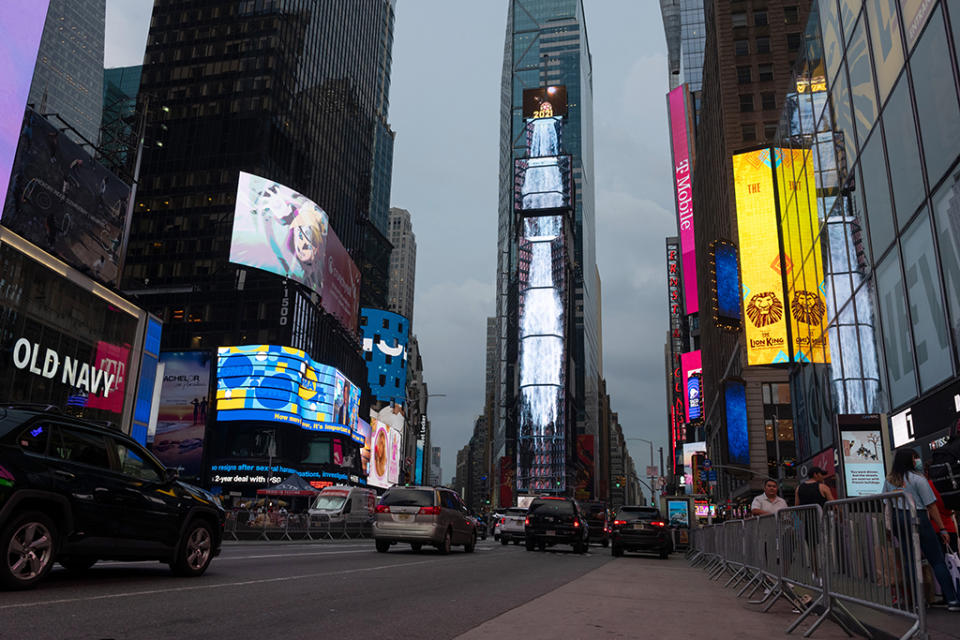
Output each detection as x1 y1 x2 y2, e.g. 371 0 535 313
667 85 698 314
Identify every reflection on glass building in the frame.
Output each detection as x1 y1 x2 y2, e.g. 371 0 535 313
780 0 960 468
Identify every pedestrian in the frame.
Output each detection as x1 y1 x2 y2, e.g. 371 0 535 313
751 479 788 516
926 462 958 554
883 448 959 611
795 466 835 507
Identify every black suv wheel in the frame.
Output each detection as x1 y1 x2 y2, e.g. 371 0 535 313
1 512 58 590
171 520 215 577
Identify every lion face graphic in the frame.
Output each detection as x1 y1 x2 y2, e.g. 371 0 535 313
791 290 826 325
745 291 784 327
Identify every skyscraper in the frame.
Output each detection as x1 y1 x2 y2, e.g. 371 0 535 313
495 0 597 497
27 0 106 144
100 65 142 175
660 0 706 93
387 207 416 326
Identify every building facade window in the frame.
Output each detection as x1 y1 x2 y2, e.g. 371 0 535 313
737 65 752 84
756 36 771 54
761 91 776 110
739 93 754 112
742 123 757 142
758 63 774 82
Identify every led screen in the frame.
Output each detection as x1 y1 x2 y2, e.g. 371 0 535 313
370 405 405 488
682 441 706 490
3 109 131 286
840 429 886 496
229 172 361 331
778 149 831 364
681 350 702 425
694 500 709 517
667 499 689 526
724 381 750 465
522 85 568 118
732 149 790 365
514 154 573 211
360 307 408 404
0 2 49 209
216 345 361 440
668 85 699 314
357 417 372 481
711 240 742 328
85 341 130 414
366 417 390 489
149 351 211 478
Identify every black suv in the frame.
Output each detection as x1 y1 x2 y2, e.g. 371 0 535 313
580 500 610 547
0 406 225 589
610 505 672 559
524 497 589 553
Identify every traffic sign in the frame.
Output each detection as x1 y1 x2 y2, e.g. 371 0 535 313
703 459 712 470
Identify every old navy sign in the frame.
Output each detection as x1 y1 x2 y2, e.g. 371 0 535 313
668 85 698 314
12 338 118 399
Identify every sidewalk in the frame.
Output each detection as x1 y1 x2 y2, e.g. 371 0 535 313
455 555 856 640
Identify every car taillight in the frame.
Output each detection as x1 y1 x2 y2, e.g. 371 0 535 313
418 506 441 515
613 519 627 527
375 505 390 513
650 521 665 528
524 517 530 526
573 519 580 528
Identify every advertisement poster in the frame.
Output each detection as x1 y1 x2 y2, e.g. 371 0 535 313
216 345 361 439
667 499 689 527
521 85 568 118
360 307 408 404
3 109 131 286
668 85 699 314
778 149 831 364
85 341 130 414
725 380 750 465
357 418 372 481
150 352 211 478
415 441 424 485
682 442 707 490
367 417 390 489
0 2 49 208
229 172 360 331
841 429 886 497
711 240 742 328
681 350 703 425
732 149 790 365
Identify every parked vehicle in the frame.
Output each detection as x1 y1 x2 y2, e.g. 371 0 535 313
0 405 225 590
498 507 527 544
580 500 610 547
492 513 503 540
524 497 589 553
372 486 476 554
609 505 672 559
308 486 376 527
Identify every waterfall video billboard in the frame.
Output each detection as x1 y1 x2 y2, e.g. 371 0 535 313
668 85 699 314
0 1 49 209
3 109 131 286
360 307 408 405
732 149 790 365
514 154 573 211
522 85 568 118
216 345 361 441
229 172 361 331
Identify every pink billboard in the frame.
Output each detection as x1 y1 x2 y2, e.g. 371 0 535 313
668 85 698 314
322 228 362 332
0 1 49 208
680 350 703 426
85 341 131 414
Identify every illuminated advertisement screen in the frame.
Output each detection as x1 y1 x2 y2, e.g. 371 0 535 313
216 345 361 441
711 240 742 329
667 499 689 526
371 405 405 488
149 351 211 478
682 441 706 490
732 149 790 365
3 109 131 286
681 350 702 425
85 341 130 414
415 441 424 485
514 154 573 211
230 172 361 331
366 418 390 489
724 381 750 465
778 149 831 364
694 500 709 518
668 85 698 314
357 418 372 481
360 307 408 405
522 85 568 118
0 2 49 209
840 428 886 497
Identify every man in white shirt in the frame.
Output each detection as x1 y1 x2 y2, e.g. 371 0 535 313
751 479 788 516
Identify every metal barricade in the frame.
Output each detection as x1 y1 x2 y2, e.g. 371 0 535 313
307 514 334 541
777 505 832 637
748 515 780 609
224 511 239 541
284 514 309 541
737 517 767 599
722 520 748 587
822 493 925 640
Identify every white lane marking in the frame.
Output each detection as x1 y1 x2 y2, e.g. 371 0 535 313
1 558 442 611
91 549 374 566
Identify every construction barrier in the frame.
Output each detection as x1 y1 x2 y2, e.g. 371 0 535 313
222 511 374 542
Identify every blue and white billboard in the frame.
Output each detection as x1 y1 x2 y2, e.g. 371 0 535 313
360 308 408 405
216 345 362 443
724 380 750 465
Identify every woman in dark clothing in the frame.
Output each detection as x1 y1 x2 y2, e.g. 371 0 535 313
795 466 835 507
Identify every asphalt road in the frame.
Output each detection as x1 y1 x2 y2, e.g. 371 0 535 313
0 538 612 639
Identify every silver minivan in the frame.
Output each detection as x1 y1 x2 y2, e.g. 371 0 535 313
373 486 477 554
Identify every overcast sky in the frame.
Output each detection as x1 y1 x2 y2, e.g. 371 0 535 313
105 0 676 485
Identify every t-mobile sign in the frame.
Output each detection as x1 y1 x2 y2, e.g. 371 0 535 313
668 85 698 314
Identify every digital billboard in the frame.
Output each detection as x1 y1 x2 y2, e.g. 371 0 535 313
149 351 211 478
682 441 706 491
514 154 573 211
522 85 568 118
216 345 361 440
710 240 742 330
840 427 885 497
357 417 372 482
667 499 689 527
732 149 790 365
85 341 130 414
681 350 703 425
229 172 361 331
360 307 408 404
3 109 131 286
724 380 750 465
668 85 699 315
0 2 49 209
366 417 390 489
778 149 831 364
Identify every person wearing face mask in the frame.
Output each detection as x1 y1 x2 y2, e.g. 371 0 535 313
883 448 959 611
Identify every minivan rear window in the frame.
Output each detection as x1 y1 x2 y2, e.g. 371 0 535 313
380 488 434 507
529 500 574 515
616 507 660 521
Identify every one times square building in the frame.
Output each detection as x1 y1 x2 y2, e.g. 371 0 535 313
123 0 396 493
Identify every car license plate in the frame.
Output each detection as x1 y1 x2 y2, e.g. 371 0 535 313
397 514 411 521
632 524 644 530
546 530 556 536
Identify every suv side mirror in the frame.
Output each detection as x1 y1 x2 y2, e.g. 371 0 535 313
164 467 179 482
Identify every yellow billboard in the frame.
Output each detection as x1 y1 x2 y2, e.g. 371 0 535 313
777 149 831 364
733 149 790 365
